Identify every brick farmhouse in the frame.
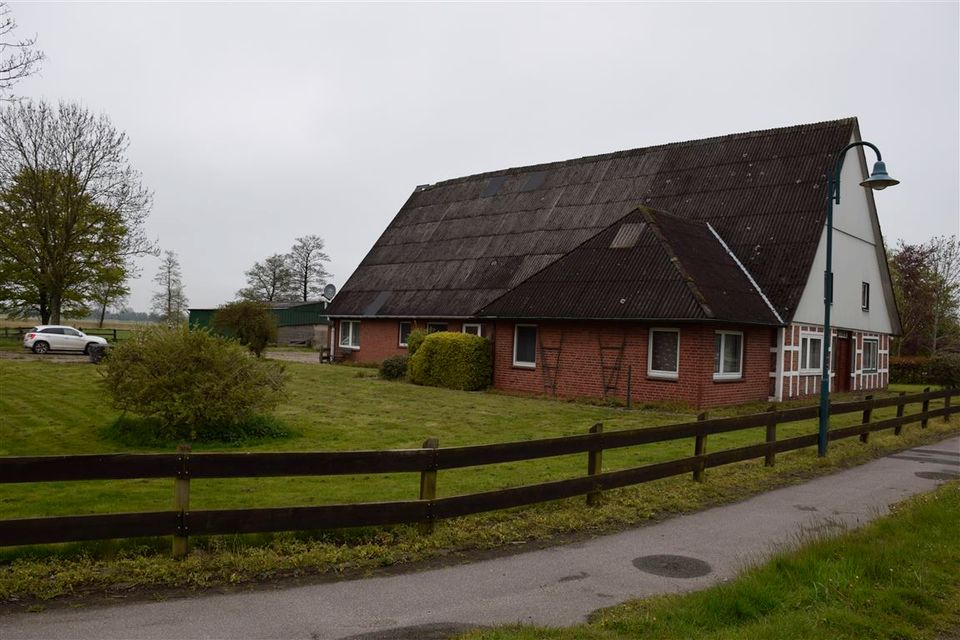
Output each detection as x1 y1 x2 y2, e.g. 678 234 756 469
327 118 900 408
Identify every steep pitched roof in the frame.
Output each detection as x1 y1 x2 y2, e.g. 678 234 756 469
478 207 781 324
328 118 858 321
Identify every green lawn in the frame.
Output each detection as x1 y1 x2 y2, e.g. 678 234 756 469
0 358 956 603
463 482 960 640
0 359 952 520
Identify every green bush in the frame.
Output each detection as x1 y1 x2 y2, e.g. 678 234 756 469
379 355 409 380
211 300 278 357
889 356 930 385
406 329 427 356
100 325 289 442
929 352 960 387
408 331 491 391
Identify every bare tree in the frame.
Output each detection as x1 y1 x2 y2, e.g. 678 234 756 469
151 251 188 325
0 3 44 101
928 235 960 353
287 235 332 302
0 100 154 323
237 254 296 302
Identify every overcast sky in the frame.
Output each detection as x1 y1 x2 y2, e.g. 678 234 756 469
10 1 960 311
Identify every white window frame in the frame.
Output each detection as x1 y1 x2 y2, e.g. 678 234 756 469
513 324 537 369
647 328 680 380
426 322 448 333
861 282 870 311
398 321 412 347
339 320 360 350
462 323 482 337
862 337 879 373
713 330 744 380
799 333 823 373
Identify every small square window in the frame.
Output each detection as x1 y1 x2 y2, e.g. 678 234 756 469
714 331 743 379
861 282 870 311
648 329 680 379
462 323 482 337
339 320 360 349
513 325 537 368
398 321 412 347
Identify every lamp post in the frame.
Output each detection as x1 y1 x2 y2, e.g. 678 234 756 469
817 141 899 457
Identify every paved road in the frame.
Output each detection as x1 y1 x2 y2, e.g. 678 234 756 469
3 436 958 640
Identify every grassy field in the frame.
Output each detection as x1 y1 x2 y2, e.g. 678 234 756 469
463 482 960 640
0 357 956 603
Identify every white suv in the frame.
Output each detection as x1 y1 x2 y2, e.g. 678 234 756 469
23 325 109 355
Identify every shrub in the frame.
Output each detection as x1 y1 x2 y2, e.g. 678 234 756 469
408 331 491 391
929 353 960 387
211 300 278 357
100 325 289 441
379 355 409 380
406 329 427 356
890 356 931 385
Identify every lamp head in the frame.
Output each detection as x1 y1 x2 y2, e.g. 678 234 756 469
860 161 899 190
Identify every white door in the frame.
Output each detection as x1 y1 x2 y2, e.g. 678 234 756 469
62 327 85 351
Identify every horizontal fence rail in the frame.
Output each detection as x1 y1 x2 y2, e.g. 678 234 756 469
0 388 956 554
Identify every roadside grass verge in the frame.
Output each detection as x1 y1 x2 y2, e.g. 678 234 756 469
462 481 960 640
0 357 956 605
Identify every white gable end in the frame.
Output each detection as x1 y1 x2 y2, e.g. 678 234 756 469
791 136 897 334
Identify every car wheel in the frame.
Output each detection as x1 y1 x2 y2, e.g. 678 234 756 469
84 343 96 355
32 341 49 354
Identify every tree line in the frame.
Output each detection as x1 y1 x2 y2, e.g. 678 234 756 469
890 235 960 356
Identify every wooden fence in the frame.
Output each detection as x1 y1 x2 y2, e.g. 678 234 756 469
1 388 956 557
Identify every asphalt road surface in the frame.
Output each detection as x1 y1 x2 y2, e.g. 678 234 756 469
2 436 958 640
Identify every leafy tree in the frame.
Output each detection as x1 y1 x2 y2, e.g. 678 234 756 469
151 250 188 325
890 241 936 356
0 101 153 323
287 235 332 302
89 266 130 328
237 253 296 302
0 3 44 101
212 299 277 357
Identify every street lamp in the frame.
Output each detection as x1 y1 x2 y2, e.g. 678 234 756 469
818 142 899 457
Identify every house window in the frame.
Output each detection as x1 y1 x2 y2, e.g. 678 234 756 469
513 324 537 368
861 282 870 311
800 334 822 372
863 338 879 373
398 321 412 347
714 331 743 380
462 323 482 337
426 322 448 333
339 320 360 349
648 328 680 379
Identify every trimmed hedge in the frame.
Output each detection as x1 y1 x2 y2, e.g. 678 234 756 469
406 329 427 356
890 353 960 387
408 331 492 391
890 356 930 385
379 355 409 380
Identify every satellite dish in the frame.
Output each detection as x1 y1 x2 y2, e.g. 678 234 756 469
323 283 337 300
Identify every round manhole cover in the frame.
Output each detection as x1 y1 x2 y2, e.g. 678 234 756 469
915 471 960 481
632 554 712 578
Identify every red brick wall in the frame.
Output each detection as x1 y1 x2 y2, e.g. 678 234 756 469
332 318 491 363
492 320 772 409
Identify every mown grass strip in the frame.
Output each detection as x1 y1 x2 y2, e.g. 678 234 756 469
462 482 960 640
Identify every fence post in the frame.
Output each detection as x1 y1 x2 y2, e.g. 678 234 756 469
944 391 952 422
693 412 707 483
418 437 439 535
921 387 931 429
859 395 874 444
586 423 604 506
894 391 907 436
172 444 191 559
765 406 777 467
